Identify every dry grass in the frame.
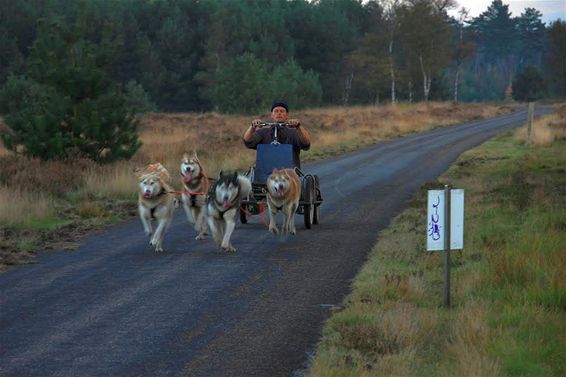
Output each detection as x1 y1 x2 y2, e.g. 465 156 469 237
440 303 501 377
514 104 566 145
0 185 55 226
310 302 439 377
79 162 138 200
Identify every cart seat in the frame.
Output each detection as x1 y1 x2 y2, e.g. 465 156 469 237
253 143 295 184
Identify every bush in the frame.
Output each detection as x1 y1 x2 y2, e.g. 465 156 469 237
512 65 546 102
125 80 158 113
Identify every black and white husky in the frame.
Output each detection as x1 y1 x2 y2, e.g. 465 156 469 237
207 171 252 252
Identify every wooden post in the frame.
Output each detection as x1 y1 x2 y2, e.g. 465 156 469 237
527 102 535 144
444 185 451 308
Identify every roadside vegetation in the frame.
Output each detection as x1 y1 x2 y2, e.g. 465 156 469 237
0 103 509 269
308 104 566 377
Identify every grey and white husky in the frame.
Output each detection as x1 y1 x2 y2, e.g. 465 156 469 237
206 171 251 252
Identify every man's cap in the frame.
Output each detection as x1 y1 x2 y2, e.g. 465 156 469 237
271 101 288 112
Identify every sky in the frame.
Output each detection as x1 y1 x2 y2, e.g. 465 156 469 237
448 0 566 24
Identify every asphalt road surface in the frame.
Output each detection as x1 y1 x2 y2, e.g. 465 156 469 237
0 106 549 377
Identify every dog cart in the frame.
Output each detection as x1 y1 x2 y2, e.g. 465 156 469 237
240 122 322 229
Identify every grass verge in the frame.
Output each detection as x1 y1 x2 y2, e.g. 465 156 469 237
308 108 566 376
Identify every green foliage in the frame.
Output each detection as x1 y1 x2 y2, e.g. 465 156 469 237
0 16 141 163
125 80 157 113
397 0 452 101
0 0 564 111
516 7 546 70
471 0 517 63
211 53 271 114
212 54 322 114
0 27 24 83
545 20 566 98
270 59 322 111
460 70 505 102
512 65 546 102
0 75 70 160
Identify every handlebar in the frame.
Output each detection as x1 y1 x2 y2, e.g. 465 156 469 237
257 122 290 128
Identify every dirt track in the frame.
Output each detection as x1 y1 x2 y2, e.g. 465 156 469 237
0 107 548 377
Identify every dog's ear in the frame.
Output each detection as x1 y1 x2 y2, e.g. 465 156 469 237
271 168 278 174
219 170 224 178
183 152 189 160
232 171 238 181
134 167 144 177
193 150 199 159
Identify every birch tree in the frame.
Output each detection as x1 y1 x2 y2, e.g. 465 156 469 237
452 7 474 103
398 0 452 101
381 0 402 104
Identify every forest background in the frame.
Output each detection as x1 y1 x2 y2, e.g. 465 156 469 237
1 0 565 116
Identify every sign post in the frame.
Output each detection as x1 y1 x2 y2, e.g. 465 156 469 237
427 186 464 308
444 185 451 307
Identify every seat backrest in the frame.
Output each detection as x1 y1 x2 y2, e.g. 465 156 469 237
254 143 295 184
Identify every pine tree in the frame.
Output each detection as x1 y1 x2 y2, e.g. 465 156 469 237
545 20 566 98
516 8 545 70
0 12 141 162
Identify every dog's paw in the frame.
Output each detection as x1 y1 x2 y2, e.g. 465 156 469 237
269 226 279 235
221 244 236 252
195 234 206 240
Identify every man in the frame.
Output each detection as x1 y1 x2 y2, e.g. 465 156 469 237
243 100 311 168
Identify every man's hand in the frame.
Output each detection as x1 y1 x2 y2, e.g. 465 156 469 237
251 119 262 129
288 119 301 128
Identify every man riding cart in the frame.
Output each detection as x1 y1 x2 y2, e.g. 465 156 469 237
241 100 322 228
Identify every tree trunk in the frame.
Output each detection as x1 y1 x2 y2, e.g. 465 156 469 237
389 39 396 104
342 71 354 105
453 67 460 103
420 55 431 102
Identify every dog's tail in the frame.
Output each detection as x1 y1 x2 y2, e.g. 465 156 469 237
238 174 252 199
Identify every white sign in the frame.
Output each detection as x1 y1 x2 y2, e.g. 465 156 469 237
450 189 464 250
427 190 445 251
427 189 464 251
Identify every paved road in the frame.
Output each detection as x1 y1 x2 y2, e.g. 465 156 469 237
0 107 549 377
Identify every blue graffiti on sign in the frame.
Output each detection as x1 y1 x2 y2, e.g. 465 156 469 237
428 195 441 240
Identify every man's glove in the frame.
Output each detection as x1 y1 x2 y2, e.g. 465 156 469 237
251 119 261 129
288 119 301 128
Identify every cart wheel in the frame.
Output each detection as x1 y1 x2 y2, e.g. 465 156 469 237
239 206 248 224
313 175 320 225
303 176 314 229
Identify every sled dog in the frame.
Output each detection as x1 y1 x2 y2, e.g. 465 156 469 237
207 171 252 252
136 163 175 253
180 152 210 240
265 168 301 235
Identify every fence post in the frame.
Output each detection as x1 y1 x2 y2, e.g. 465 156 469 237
527 102 535 144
